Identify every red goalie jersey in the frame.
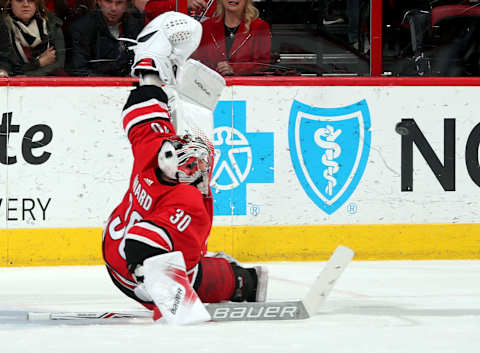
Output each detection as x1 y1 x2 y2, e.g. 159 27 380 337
102 85 213 307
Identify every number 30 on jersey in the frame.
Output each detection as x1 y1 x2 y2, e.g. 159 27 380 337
169 208 191 232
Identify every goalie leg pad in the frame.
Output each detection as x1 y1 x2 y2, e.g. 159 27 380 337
196 257 269 303
196 256 235 303
143 252 211 325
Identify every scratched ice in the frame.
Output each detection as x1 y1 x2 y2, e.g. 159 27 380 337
0 260 479 353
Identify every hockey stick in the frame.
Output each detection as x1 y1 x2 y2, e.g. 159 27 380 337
27 245 354 322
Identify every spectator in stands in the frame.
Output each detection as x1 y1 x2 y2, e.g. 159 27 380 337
193 0 271 76
1 0 65 76
67 0 143 76
402 5 432 76
0 15 12 76
44 0 97 28
346 0 369 51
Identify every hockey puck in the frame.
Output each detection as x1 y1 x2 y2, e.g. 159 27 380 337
395 122 410 136
27 312 51 321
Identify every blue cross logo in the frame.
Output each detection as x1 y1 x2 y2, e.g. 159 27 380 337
211 101 274 216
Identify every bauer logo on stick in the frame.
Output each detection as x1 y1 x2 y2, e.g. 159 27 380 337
211 305 299 320
288 100 372 215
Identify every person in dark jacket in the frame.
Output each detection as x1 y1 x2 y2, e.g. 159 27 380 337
0 15 12 76
1 0 65 76
67 0 144 76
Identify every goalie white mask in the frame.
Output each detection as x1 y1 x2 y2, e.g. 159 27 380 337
157 135 211 195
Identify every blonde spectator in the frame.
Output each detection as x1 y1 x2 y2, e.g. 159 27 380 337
193 0 271 76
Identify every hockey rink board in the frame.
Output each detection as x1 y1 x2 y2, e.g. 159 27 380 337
0 84 479 264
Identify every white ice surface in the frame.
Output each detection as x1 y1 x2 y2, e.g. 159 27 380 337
0 260 479 353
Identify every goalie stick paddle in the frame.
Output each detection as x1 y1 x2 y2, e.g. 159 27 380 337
27 245 354 323
302 245 354 316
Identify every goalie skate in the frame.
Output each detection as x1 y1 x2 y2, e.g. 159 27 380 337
254 266 268 302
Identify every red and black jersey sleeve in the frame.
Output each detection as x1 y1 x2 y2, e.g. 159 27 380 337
121 85 176 157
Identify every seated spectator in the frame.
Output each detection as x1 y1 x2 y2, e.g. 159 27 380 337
346 0 370 53
144 0 216 24
67 0 143 76
398 1 432 75
1 0 65 76
403 8 431 75
44 0 97 28
193 0 271 76
0 15 12 76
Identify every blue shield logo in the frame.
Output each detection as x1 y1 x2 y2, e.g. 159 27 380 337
288 99 371 214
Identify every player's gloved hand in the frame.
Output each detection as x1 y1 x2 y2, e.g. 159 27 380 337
164 13 202 68
130 14 173 83
131 11 202 86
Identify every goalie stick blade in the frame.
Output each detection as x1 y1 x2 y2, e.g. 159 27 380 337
302 245 354 316
40 311 153 321
206 301 309 321
30 301 309 323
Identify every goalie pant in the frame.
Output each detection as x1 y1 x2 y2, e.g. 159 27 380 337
102 84 254 310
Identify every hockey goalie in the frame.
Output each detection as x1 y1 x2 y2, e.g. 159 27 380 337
102 11 268 325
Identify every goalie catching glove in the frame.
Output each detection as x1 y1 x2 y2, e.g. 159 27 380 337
130 11 202 85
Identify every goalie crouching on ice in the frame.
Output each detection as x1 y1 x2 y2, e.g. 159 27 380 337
102 11 268 325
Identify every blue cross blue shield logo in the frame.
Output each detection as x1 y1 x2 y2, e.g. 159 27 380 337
288 99 371 215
